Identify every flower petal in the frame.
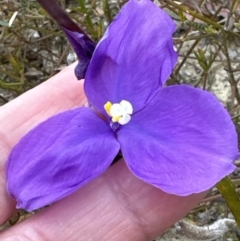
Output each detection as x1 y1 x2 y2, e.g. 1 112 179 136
7 108 120 211
84 0 177 114
63 28 96 79
118 85 238 195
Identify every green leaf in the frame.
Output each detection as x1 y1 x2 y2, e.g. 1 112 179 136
0 79 23 92
178 9 186 22
216 176 240 227
7 55 22 73
194 50 208 72
197 49 207 64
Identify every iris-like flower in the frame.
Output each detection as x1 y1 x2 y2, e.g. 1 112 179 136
6 0 238 211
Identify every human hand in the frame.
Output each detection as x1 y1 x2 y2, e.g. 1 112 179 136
0 63 206 241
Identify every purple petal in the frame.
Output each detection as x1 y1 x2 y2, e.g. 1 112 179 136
84 0 177 114
63 28 96 79
118 85 238 195
7 108 120 211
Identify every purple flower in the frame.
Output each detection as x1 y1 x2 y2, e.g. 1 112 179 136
6 0 238 211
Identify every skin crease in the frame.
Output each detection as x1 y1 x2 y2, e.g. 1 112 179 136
0 63 206 240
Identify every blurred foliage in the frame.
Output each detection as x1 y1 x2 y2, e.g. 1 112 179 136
0 0 240 237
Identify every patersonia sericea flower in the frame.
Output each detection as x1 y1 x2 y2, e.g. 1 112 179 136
6 0 238 211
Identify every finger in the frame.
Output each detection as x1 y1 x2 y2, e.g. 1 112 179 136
0 63 86 223
0 160 206 241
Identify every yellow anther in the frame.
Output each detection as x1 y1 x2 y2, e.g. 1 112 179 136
104 101 112 116
112 116 121 122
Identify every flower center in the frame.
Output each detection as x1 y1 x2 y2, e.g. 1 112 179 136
104 100 133 125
